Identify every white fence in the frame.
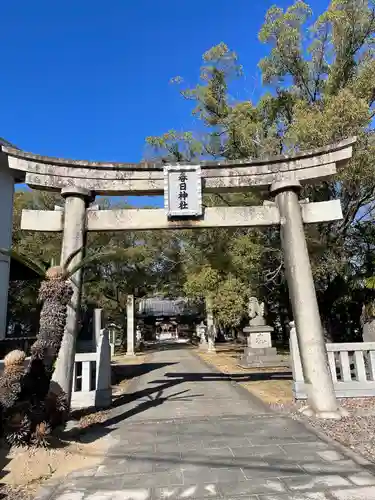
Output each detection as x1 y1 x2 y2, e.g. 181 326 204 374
0 329 112 410
290 323 375 398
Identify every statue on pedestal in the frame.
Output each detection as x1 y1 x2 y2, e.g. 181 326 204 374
248 296 266 326
240 296 288 369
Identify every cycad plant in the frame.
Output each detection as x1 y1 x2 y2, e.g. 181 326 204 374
0 247 124 447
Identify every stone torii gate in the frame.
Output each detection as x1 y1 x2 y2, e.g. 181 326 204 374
0 137 356 418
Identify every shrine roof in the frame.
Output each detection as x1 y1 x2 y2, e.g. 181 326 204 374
138 297 200 317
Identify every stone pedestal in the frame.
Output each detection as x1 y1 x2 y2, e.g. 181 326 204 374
198 339 208 350
239 325 288 368
159 331 173 341
207 337 216 353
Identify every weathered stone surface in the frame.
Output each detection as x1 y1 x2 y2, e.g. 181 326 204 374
246 328 273 348
244 346 277 356
248 296 267 326
3 137 353 172
271 180 340 418
1 137 355 193
33 347 375 500
21 200 343 232
52 187 93 405
240 325 289 368
239 356 290 369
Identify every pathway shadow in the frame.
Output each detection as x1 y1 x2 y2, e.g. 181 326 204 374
63 378 204 444
65 365 287 444
70 362 178 423
111 362 177 386
143 342 196 353
158 371 292 382
63 355 291 447
55 440 375 480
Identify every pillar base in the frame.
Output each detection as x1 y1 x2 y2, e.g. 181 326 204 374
126 352 136 358
299 405 349 420
207 339 216 354
198 341 208 350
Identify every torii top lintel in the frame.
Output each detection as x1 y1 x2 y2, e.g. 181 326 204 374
0 137 356 195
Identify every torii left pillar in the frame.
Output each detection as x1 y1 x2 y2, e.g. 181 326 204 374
0 166 14 339
52 186 93 406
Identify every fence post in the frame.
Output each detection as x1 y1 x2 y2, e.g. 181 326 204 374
95 328 112 408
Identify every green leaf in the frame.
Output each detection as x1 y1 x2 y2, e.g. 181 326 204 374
365 277 375 290
66 248 132 278
62 246 85 271
0 247 46 277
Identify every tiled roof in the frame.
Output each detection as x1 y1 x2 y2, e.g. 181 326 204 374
138 297 199 317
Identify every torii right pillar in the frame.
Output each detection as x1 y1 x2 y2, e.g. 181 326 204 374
270 179 347 419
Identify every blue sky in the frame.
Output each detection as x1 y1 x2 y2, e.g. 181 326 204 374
1 0 328 207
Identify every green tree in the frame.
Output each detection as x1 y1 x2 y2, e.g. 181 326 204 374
0 242 133 446
8 191 62 336
145 0 375 341
83 227 184 339
258 0 375 339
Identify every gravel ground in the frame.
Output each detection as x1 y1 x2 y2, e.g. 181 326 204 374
271 397 375 463
0 484 34 499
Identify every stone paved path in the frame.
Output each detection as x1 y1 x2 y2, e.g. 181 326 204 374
37 347 375 500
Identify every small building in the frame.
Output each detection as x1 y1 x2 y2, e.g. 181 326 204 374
137 297 202 340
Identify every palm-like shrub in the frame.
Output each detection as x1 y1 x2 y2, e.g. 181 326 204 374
0 247 124 446
0 254 73 446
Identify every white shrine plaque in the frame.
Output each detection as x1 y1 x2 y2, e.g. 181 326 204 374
249 332 272 349
164 165 202 218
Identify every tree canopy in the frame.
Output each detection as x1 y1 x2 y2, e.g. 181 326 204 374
146 0 375 340
8 0 375 342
